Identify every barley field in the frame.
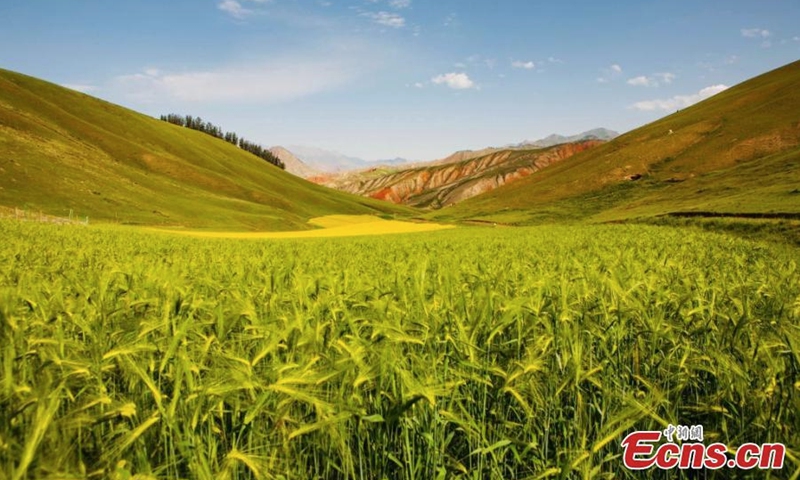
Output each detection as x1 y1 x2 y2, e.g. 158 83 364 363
1 219 799 479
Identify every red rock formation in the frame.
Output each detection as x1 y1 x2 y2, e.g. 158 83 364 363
320 140 603 208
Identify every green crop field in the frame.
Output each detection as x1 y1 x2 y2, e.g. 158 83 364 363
2 219 798 479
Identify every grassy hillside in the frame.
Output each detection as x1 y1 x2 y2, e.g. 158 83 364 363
0 69 411 230
431 60 800 225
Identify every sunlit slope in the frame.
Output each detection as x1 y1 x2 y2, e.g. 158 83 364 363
433 60 800 224
0 69 411 230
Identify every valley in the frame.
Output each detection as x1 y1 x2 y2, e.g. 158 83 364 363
1 8 799 476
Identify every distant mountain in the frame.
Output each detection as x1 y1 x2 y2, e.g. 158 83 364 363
269 146 320 178
431 148 506 167
376 157 410 166
284 146 409 173
516 128 619 148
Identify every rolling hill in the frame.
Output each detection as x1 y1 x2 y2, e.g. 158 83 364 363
431 60 800 224
0 69 411 230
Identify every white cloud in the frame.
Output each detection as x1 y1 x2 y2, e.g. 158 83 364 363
627 72 676 87
413 82 424 88
597 64 623 83
655 72 676 84
548 57 564 64
794 36 800 42
62 84 98 94
218 0 251 18
512 60 535 70
631 84 729 111
431 72 476 90
218 0 272 18
362 11 405 28
741 28 771 38
465 55 496 69
627 75 654 87
113 56 364 104
389 0 411 8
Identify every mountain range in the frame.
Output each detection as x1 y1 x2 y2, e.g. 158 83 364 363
278 145 409 173
272 128 620 179
512 128 619 148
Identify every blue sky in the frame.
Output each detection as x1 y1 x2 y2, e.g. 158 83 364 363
1 0 798 161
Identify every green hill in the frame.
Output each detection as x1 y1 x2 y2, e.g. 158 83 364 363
431 60 800 225
0 69 410 230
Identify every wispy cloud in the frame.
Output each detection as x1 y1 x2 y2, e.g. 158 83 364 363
431 72 476 90
464 55 496 69
388 0 411 8
511 60 535 70
362 11 405 28
741 28 773 47
655 72 676 84
218 0 251 19
218 0 272 19
627 75 653 87
741 28 771 38
112 52 368 104
698 55 738 72
597 64 622 83
626 72 675 87
631 84 729 111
